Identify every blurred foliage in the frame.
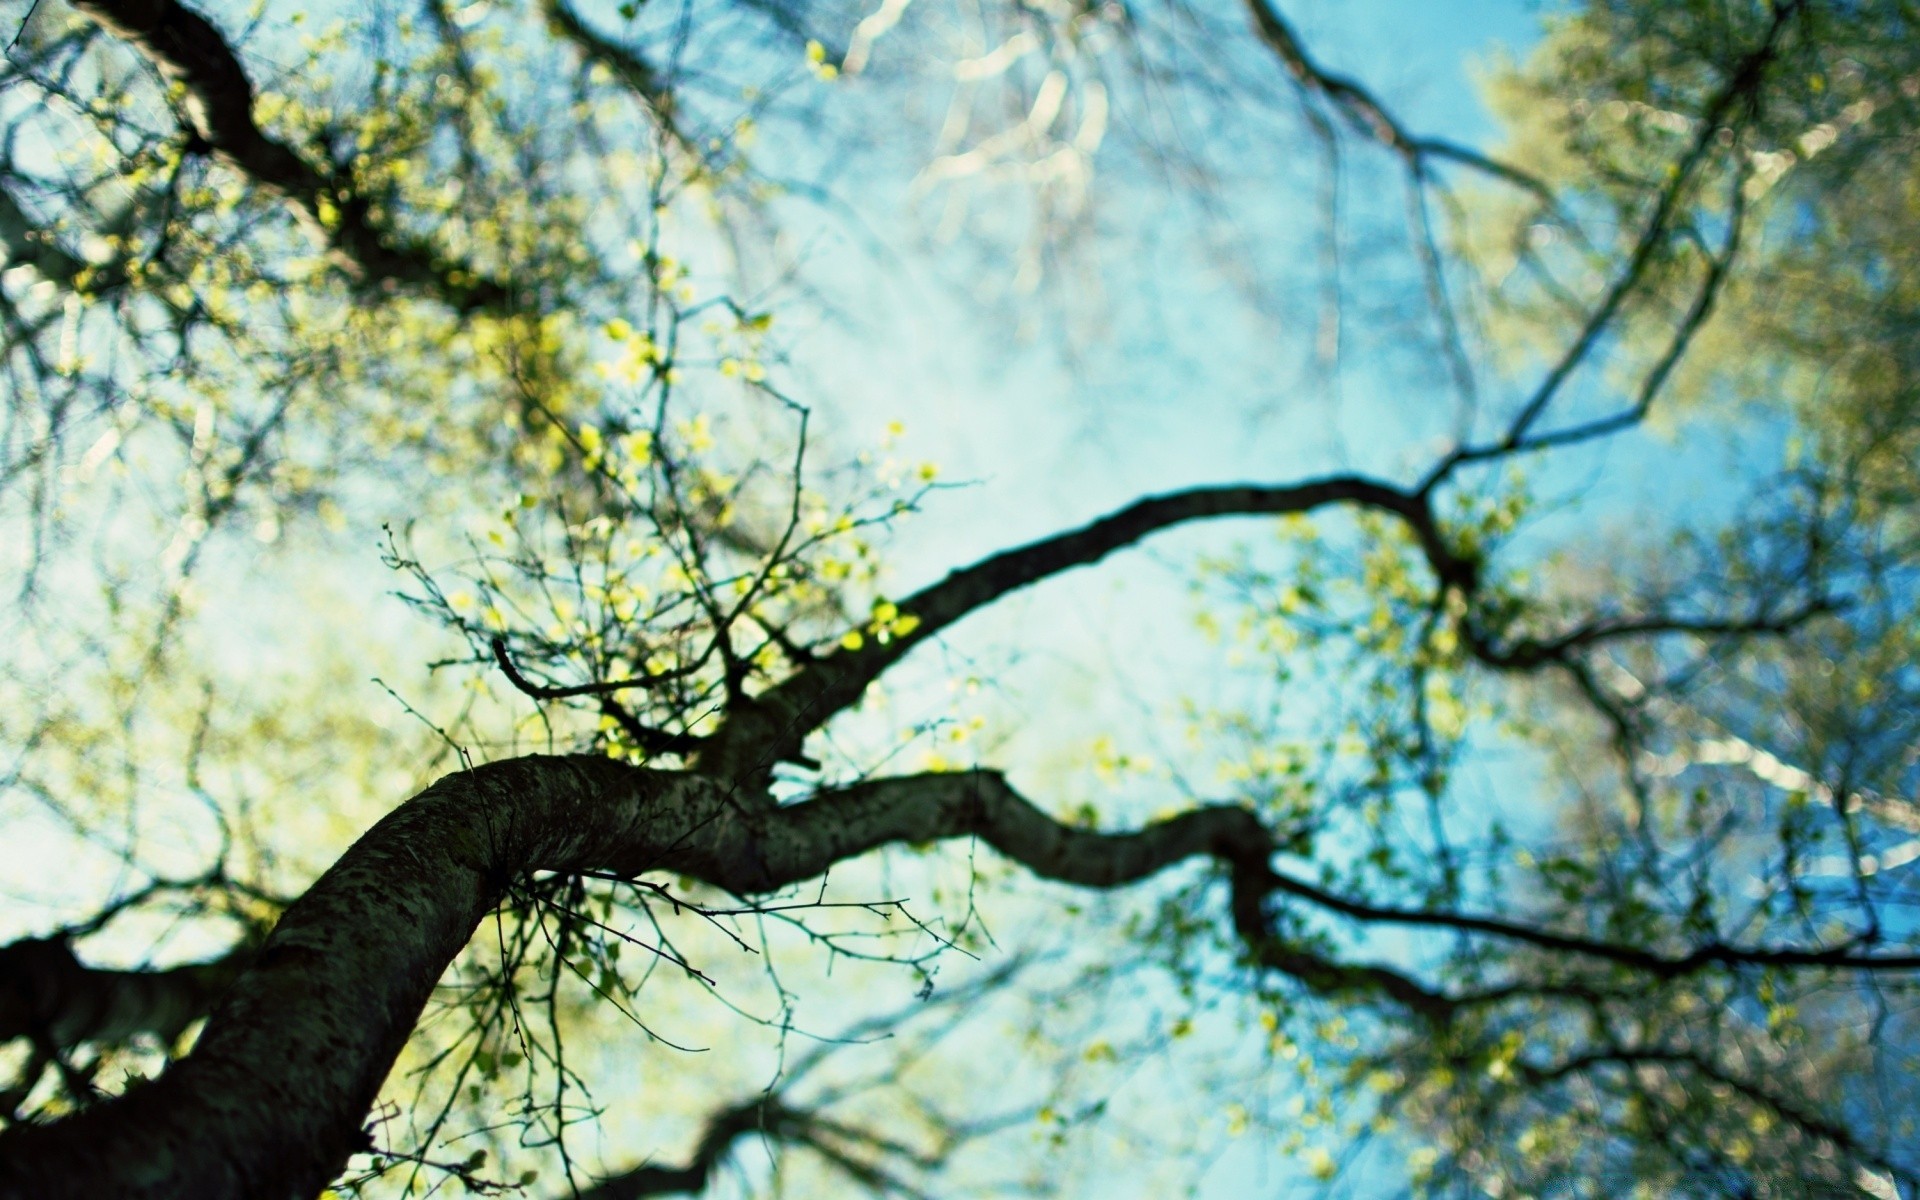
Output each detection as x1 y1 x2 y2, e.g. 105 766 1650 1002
3 0 1920 1198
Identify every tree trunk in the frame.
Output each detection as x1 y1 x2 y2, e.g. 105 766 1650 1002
0 756 727 1200
0 752 1330 1198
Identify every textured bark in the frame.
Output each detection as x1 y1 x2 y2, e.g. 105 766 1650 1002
5 752 1908 1196
0 756 721 1200
0 759 1263 1198
0 937 246 1051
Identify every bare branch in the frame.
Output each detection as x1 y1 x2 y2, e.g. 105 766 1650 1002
1434 151 1752 480
2 751 1913 1196
1479 0 1796 458
1465 597 1839 674
760 772 1920 983
1244 0 1554 201
489 635 714 702
705 475 1478 776
1517 1046 1906 1182
0 182 91 289
572 1098 807 1199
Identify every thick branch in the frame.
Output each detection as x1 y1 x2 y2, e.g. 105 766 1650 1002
71 0 515 313
0 756 723 1199
0 758 1396 1194
748 773 1920 990
704 476 1475 776
0 936 245 1052
5 757 1910 1196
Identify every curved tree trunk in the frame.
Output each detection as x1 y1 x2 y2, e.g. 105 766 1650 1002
0 756 723 1200
9 746 1855 1197
0 755 1256 1199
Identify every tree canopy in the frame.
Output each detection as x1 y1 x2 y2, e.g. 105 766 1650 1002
1 0 1918 1197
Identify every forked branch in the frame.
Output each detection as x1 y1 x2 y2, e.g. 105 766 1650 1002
1244 0 1553 200
2 754 1910 1197
704 475 1478 776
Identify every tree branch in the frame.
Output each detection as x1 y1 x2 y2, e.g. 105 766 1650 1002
757 772 1920 984
487 636 708 757
1243 0 1554 201
540 0 688 151
573 1098 807 1199
703 476 1477 776
70 0 517 313
1465 597 1839 674
1476 0 1795 458
0 756 717 1199
0 182 91 290
1432 144 1753 481
1517 1045 1907 1182
4 756 1910 1196
0 936 246 1053
490 635 714 702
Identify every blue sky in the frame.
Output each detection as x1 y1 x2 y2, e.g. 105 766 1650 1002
0 1 1574 1193
745 5 1558 1194
10 0 1914 1190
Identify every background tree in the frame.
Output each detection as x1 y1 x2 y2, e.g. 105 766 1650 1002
2 0 1918 1197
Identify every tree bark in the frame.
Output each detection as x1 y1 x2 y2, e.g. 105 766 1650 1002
0 938 245 1053
6 747 1908 1197
0 756 718 1200
0 757 1260 1198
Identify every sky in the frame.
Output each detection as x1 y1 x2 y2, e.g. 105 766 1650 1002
808 0 1550 558
16 1 1920 1195
746 4 1558 1195
0 0 1581 1194
765 0 1556 793
757 0 1555 623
